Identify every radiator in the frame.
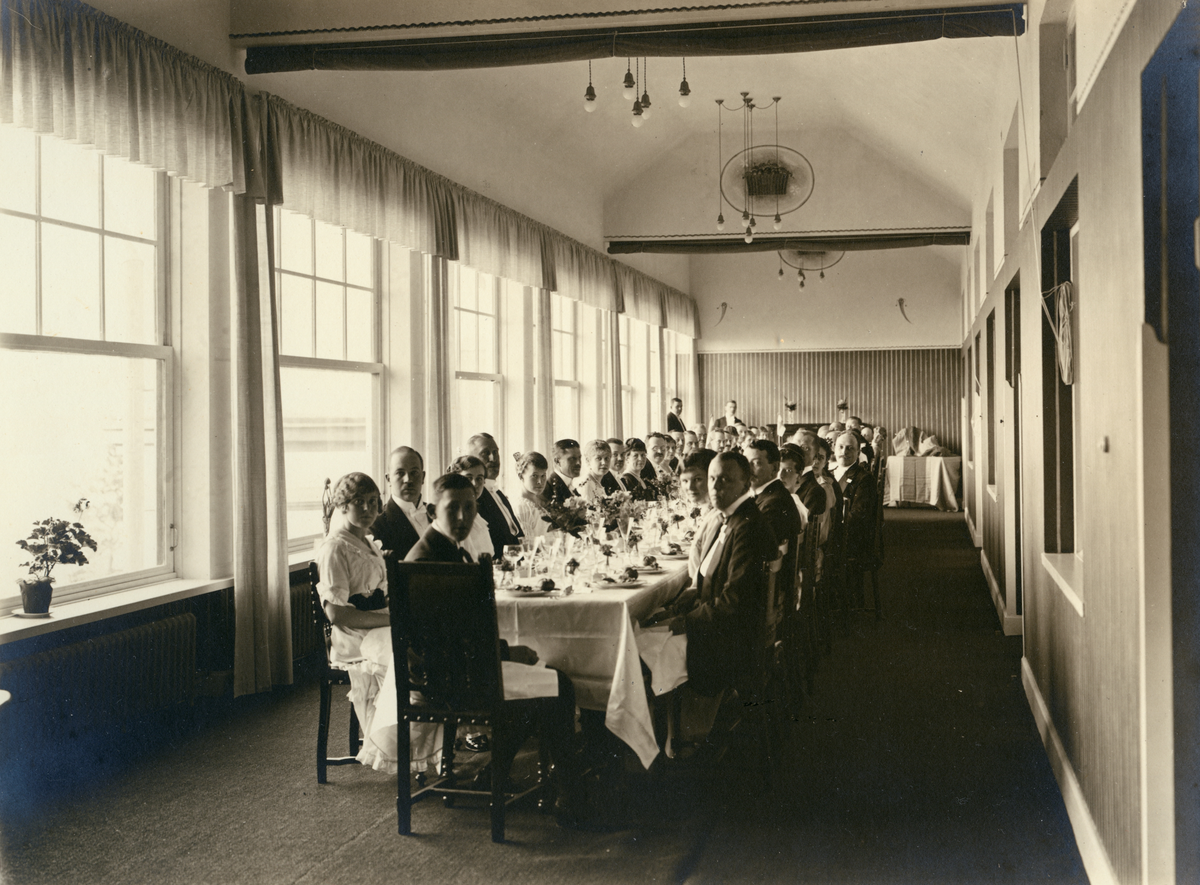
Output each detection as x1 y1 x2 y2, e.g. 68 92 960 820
0 613 196 750
290 573 322 661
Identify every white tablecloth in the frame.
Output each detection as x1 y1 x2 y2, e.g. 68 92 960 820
495 565 688 769
884 455 962 511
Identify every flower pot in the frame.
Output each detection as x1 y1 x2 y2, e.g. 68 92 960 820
744 169 791 197
18 579 53 614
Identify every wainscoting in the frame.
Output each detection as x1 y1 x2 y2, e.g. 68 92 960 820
699 348 963 452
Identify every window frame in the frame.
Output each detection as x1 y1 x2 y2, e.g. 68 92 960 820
1 128 174 609
450 262 504 448
551 293 581 440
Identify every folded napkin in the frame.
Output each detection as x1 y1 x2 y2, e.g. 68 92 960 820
634 624 689 696
500 661 560 700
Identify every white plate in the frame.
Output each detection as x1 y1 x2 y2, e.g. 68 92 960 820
590 579 643 589
507 589 551 598
657 553 688 561
636 566 665 575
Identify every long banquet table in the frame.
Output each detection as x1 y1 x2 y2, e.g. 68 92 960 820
884 454 962 511
495 563 689 769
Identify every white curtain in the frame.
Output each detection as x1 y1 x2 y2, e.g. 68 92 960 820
536 288 555 446
265 94 457 258
551 235 623 313
663 287 701 339
453 189 550 289
0 0 253 192
615 263 665 327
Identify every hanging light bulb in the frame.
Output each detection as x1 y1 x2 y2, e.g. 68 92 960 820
584 60 597 111
640 58 652 119
778 266 785 279
716 213 726 231
773 214 782 231
820 270 825 279
641 91 652 120
678 58 691 107
798 269 806 289
631 99 645 128
749 216 757 227
744 227 754 244
623 61 636 100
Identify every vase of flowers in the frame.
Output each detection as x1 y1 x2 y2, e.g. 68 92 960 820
15 499 98 614
836 397 849 425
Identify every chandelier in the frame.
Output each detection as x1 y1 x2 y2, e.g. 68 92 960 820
778 249 844 289
715 93 814 243
583 58 692 124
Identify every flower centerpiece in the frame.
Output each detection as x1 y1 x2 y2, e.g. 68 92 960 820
15 499 98 614
836 397 849 424
744 159 792 197
539 495 588 535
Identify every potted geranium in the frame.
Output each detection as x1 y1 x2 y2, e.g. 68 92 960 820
744 159 792 197
15 499 98 615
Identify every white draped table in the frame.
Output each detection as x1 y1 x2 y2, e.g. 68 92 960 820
884 455 962 511
495 564 689 769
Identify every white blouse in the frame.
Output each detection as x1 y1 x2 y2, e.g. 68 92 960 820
315 526 388 664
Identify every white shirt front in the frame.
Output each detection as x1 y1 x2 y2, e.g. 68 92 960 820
392 494 431 536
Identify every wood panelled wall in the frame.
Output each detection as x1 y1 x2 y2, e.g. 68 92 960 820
698 349 963 452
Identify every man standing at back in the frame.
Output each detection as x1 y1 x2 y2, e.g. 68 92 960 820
371 446 429 562
667 397 686 433
467 432 523 558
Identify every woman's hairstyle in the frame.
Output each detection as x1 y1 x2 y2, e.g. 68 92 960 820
515 451 549 477
583 439 612 460
448 454 486 474
331 472 381 508
624 437 647 454
681 449 717 475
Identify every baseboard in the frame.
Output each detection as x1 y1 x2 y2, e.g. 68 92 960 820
964 510 981 547
980 550 1022 636
1021 658 1119 885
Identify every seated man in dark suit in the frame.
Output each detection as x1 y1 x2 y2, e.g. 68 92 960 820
785 433 829 521
642 432 673 485
371 446 429 563
541 439 582 508
467 432 523 558
744 439 803 601
654 452 778 699
406 474 584 823
846 416 874 466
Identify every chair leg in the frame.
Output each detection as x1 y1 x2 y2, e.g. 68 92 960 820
397 716 413 836
317 678 333 784
349 704 361 755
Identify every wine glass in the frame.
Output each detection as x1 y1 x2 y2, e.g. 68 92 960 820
502 544 521 587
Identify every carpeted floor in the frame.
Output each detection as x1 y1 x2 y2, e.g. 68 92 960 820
0 509 1087 884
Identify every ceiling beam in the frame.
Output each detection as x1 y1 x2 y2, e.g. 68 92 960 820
606 230 972 254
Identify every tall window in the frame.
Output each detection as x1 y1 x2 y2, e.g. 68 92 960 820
551 294 580 440
1 124 172 602
451 264 502 450
619 315 633 435
275 208 382 545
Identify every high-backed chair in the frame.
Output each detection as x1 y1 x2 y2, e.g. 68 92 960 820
865 458 888 620
389 560 551 843
794 524 821 696
310 562 363 784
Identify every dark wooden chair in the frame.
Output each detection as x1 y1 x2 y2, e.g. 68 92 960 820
389 560 551 843
793 523 822 696
310 562 363 784
865 457 888 620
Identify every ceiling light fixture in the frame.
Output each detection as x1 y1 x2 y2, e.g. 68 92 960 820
640 58 652 120
623 60 636 100
631 59 645 127
716 92 815 241
678 59 691 108
778 249 845 291
584 60 597 111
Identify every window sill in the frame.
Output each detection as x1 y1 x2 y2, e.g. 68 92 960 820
0 553 317 647
1041 552 1084 617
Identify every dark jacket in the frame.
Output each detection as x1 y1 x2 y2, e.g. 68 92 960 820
541 472 576 508
839 462 877 567
667 412 686 433
405 526 473 563
370 498 422 562
476 486 523 559
683 497 778 697
797 472 828 518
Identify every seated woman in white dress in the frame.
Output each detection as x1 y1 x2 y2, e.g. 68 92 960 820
448 455 494 562
315 472 396 772
512 451 552 540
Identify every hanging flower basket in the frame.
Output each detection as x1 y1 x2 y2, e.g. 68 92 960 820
744 161 791 197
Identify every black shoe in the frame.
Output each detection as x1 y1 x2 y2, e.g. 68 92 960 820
458 732 490 753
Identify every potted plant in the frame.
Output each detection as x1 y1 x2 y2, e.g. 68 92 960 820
744 159 792 197
15 499 98 614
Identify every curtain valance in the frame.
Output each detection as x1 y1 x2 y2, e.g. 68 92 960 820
0 0 257 194
550 235 622 313
453 189 549 290
662 287 700 338
615 264 664 328
265 95 457 258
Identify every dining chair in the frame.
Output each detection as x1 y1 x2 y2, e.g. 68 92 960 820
310 562 363 784
794 525 821 697
389 560 552 843
865 457 888 620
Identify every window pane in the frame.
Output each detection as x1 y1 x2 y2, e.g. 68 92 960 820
478 314 496 371
477 275 495 315
315 221 344 282
458 310 478 373
280 274 313 357
103 154 157 239
345 229 373 288
1 349 162 587
315 281 344 359
104 237 157 344
279 210 312 274
554 384 578 441
42 223 100 340
0 123 37 213
281 367 375 540
0 214 36 334
345 288 374 362
458 267 477 311
40 137 100 228
452 378 496 456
